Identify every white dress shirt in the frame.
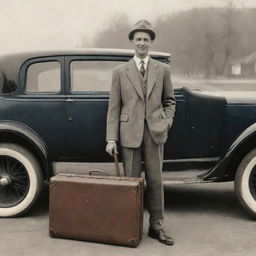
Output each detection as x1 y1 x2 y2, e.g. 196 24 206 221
133 55 149 71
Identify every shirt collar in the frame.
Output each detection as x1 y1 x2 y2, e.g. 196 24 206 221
133 55 149 70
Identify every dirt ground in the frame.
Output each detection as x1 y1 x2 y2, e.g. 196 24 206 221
1 181 256 256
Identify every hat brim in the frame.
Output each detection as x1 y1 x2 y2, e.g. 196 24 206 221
128 29 155 41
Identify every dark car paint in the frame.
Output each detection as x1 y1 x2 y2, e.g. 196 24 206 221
202 121 256 181
172 88 226 158
0 49 256 182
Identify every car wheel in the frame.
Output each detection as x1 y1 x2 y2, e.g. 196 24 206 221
0 143 43 217
234 148 256 218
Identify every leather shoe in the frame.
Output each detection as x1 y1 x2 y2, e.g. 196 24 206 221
148 228 174 246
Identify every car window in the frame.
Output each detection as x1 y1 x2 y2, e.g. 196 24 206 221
25 61 61 93
70 61 123 92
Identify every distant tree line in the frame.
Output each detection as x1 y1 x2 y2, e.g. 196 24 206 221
84 3 256 78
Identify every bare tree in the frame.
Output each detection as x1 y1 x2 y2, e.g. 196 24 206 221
87 14 131 49
216 0 237 75
86 3 256 78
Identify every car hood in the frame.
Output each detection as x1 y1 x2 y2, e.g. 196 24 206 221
197 91 256 104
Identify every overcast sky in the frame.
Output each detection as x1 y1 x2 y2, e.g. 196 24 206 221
0 0 255 53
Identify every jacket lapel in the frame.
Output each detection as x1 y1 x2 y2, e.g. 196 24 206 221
125 59 144 101
147 57 159 99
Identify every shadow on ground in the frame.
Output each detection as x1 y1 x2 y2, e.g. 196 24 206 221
29 182 50 217
162 183 251 220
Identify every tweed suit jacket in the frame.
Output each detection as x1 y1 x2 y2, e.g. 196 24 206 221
106 57 176 148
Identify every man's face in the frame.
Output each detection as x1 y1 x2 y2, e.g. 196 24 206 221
131 31 153 58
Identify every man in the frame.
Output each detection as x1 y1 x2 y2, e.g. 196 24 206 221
105 20 176 246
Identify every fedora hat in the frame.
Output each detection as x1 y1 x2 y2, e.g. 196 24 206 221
128 20 156 41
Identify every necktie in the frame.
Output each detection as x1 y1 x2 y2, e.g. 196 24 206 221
140 60 145 77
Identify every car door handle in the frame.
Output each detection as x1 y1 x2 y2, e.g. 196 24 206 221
65 98 75 102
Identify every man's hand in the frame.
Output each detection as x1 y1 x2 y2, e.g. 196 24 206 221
106 141 118 156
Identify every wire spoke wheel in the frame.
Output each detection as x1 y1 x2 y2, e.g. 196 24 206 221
0 143 43 217
235 148 256 218
0 156 30 208
249 166 256 201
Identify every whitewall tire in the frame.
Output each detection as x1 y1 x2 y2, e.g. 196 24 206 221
235 148 256 217
0 143 43 217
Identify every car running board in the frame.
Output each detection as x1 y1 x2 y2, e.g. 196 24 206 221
53 162 212 184
163 177 211 184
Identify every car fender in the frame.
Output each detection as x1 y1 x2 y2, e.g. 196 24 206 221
202 123 256 181
0 120 51 179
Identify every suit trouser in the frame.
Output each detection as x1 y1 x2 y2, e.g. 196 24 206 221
122 121 164 231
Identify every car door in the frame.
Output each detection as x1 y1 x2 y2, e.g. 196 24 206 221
163 87 225 171
64 56 127 161
15 57 68 159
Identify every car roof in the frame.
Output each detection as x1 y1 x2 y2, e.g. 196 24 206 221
0 48 171 85
0 48 170 61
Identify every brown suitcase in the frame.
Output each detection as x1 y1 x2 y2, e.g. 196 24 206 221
49 154 144 247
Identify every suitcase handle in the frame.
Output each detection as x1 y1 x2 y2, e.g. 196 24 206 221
89 170 105 176
89 154 120 177
113 152 121 177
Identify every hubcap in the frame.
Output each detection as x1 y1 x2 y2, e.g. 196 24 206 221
0 175 11 186
249 165 256 201
0 155 30 208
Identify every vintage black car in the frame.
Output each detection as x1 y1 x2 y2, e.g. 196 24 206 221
0 48 256 218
